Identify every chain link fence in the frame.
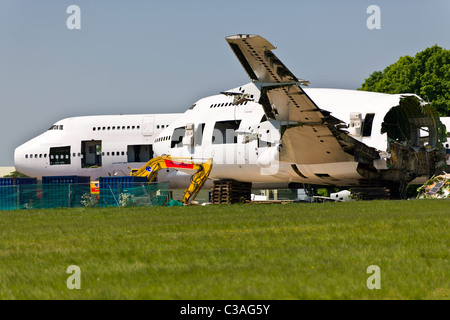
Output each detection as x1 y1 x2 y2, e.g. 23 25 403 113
0 181 171 210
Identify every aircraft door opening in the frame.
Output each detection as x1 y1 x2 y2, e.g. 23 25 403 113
81 140 102 168
127 144 153 163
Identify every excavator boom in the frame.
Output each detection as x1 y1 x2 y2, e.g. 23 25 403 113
130 155 213 205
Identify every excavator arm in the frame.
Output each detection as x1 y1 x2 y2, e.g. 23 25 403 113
130 155 213 205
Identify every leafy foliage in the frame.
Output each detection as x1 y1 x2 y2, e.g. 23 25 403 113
359 45 450 116
3 171 29 178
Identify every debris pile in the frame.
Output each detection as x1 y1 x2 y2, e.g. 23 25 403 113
417 173 450 199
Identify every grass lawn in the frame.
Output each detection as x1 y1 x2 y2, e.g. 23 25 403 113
0 200 448 299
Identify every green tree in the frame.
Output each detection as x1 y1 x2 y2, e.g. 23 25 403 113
359 45 450 116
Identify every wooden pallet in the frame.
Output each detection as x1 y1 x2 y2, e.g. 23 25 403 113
211 180 252 204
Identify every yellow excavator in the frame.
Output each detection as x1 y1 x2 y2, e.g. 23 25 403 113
130 155 213 205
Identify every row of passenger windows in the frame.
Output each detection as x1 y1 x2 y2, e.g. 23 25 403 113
24 144 153 167
155 136 171 143
48 125 64 130
25 152 127 159
92 124 170 131
210 100 251 108
92 125 140 131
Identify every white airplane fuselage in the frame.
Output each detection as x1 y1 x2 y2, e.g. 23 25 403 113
14 114 182 181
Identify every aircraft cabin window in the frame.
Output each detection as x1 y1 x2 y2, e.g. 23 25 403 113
212 120 241 144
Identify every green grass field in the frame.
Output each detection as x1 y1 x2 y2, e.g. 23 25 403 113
0 200 448 299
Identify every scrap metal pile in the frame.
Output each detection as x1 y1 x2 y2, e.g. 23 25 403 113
417 173 450 199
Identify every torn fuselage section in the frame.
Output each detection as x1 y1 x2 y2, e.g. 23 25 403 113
381 95 443 149
376 95 447 182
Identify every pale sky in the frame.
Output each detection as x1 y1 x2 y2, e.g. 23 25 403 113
1 0 449 165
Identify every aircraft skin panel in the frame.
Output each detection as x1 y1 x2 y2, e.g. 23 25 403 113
280 126 354 164
226 35 280 83
265 85 324 123
207 161 361 186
